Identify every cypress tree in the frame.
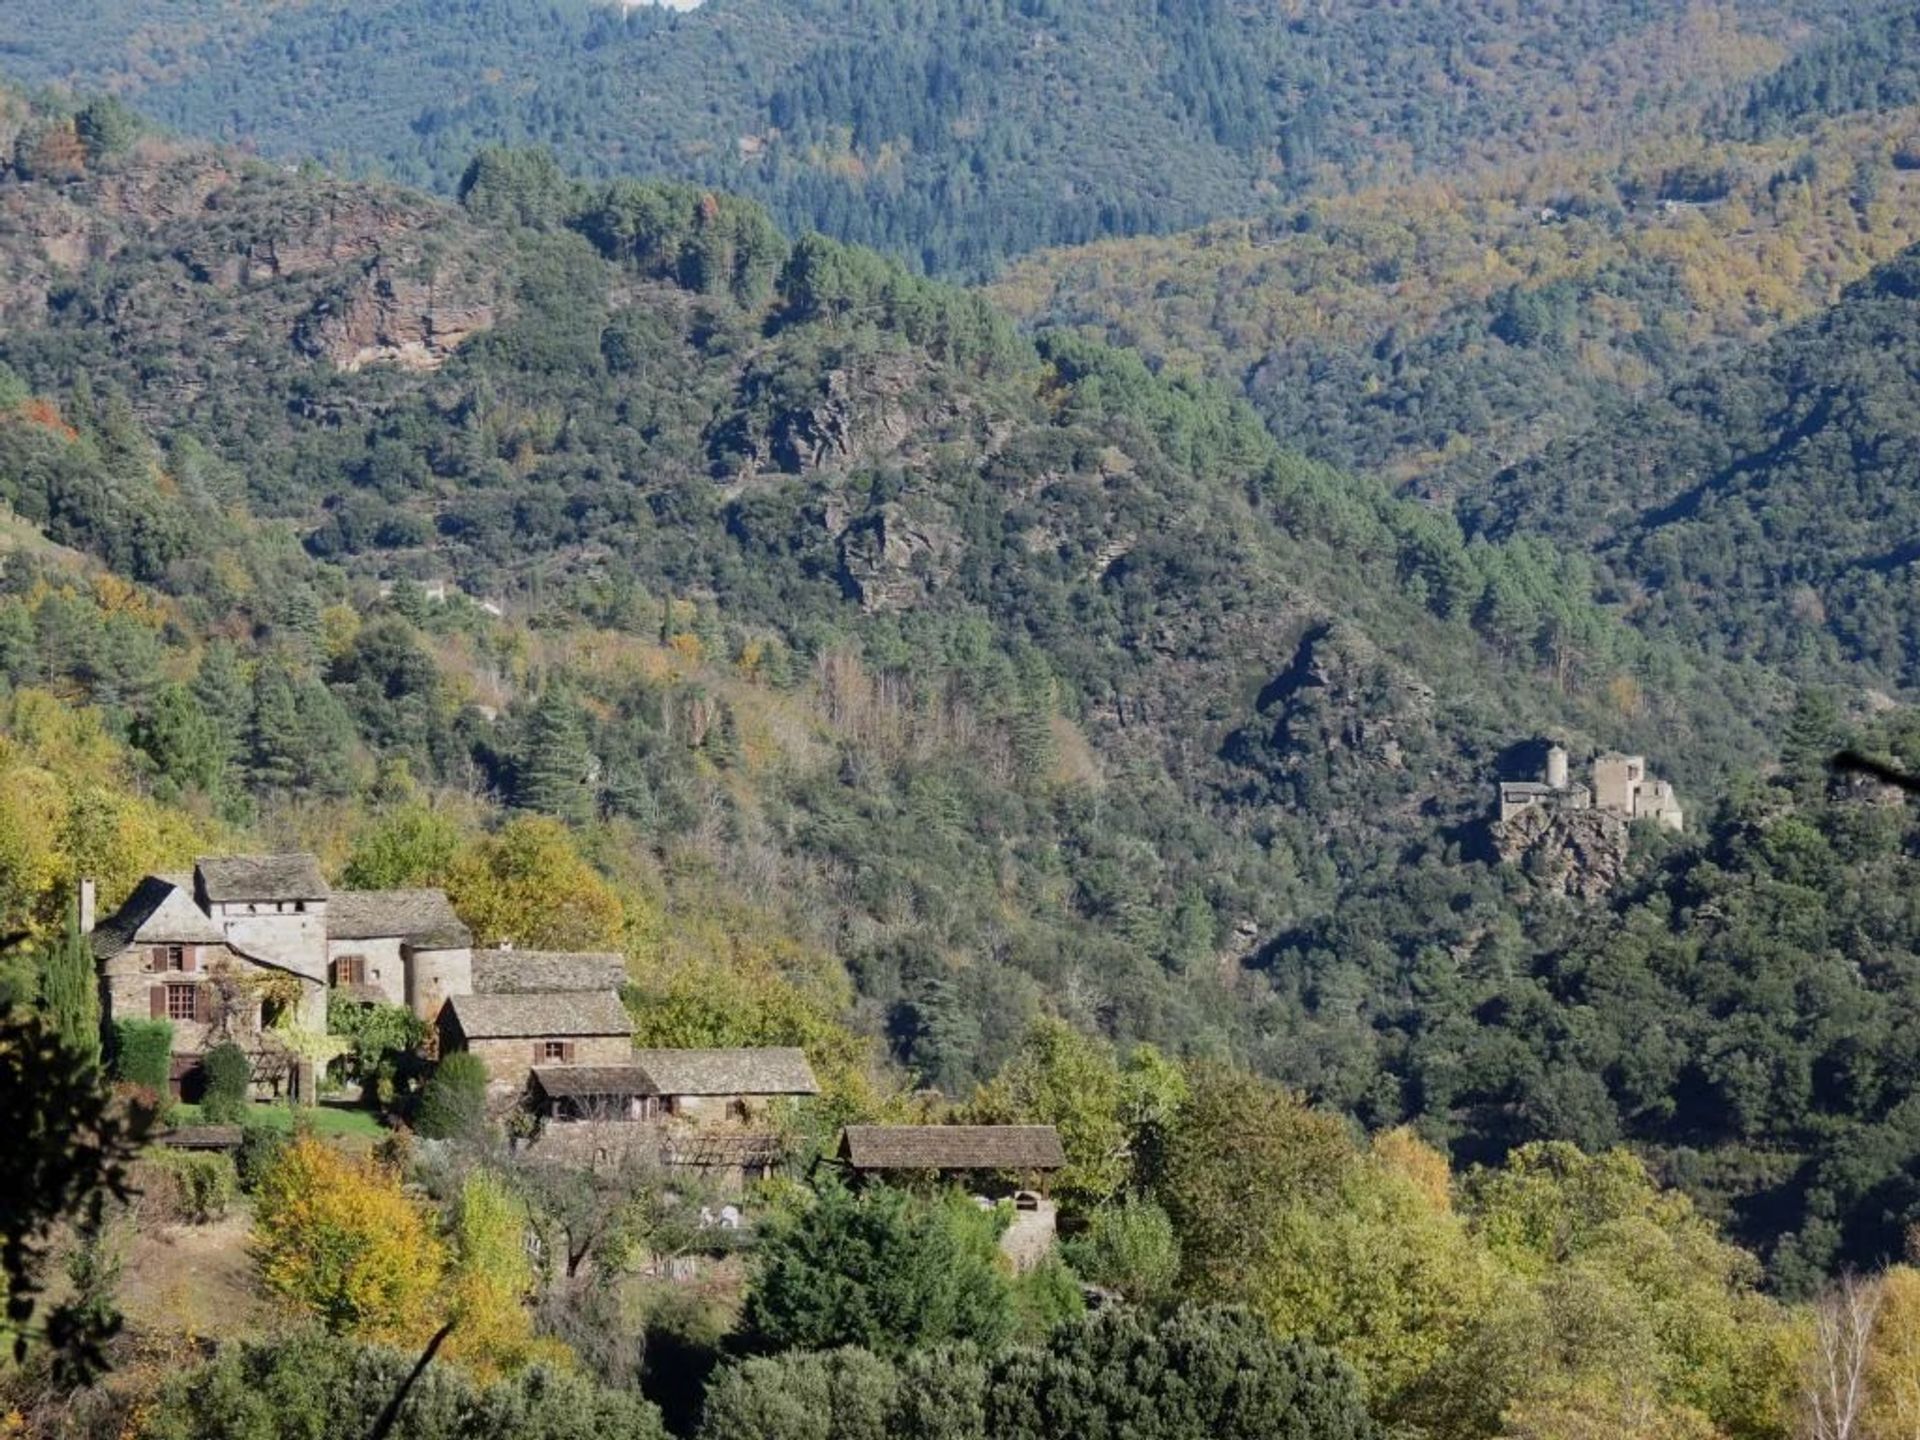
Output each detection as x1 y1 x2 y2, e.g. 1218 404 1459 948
39 898 101 1072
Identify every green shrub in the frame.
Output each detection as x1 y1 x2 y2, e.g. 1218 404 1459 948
1061 1197 1180 1306
1009 1254 1084 1341
415 1051 488 1141
201 1041 251 1124
235 1124 290 1192
141 1149 238 1224
113 1019 173 1091
143 1327 667 1440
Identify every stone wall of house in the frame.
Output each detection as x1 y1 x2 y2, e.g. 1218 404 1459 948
327 935 407 1007
527 1119 666 1171
407 944 472 1023
102 942 242 1055
464 1034 632 1092
216 905 329 1029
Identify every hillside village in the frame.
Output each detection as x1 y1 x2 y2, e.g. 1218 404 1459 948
94 850 1064 1235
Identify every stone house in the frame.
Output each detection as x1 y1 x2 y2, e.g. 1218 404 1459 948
437 990 634 1094
526 1046 820 1184
93 853 475 1098
835 1124 1067 1271
325 889 473 1019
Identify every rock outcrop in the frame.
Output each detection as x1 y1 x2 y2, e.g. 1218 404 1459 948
295 256 497 372
834 502 961 613
1492 804 1630 900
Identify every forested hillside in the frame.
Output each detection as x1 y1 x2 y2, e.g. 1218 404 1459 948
0 0 1866 275
1465 244 1920 691
994 108 1920 487
5 87 1920 1285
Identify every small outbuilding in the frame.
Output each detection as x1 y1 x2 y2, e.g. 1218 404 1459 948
438 990 633 1092
835 1124 1067 1271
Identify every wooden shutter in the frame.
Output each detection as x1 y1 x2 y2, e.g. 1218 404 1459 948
149 984 166 1018
563 1041 576 1063
149 946 166 973
182 947 199 973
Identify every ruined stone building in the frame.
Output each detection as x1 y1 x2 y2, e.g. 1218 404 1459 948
1497 743 1682 832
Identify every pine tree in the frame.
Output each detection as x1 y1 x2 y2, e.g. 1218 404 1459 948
518 687 596 823
39 899 101 1073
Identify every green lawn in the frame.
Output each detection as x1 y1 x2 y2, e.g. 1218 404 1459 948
170 1100 389 1140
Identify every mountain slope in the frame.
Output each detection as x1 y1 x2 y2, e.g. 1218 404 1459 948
0 0 1865 275
1465 243 1920 691
991 108 1920 488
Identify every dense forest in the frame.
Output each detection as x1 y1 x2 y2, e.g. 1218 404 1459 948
1464 245 1920 691
9 7 1920 1428
0 0 1876 276
0 87 1918 1290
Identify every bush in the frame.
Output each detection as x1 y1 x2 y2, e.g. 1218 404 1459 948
415 1051 489 1141
1009 1254 1084 1341
142 1328 667 1440
744 1180 1013 1358
234 1123 290 1192
139 1149 238 1224
113 1019 173 1091
1061 1197 1180 1306
202 1042 251 1124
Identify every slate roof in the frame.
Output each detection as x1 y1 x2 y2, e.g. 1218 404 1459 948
443 990 632 1040
838 1125 1066 1172
472 948 625 994
195 854 330 904
329 889 471 948
90 875 225 959
632 1047 819 1097
531 1065 658 1099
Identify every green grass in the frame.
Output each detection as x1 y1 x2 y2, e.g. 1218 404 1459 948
171 1099 389 1140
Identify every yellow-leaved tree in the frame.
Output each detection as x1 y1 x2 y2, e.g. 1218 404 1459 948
446 817 627 950
440 1170 570 1380
251 1136 446 1347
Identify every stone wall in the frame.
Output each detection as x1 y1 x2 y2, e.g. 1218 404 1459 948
464 1034 632 1093
327 935 406 1007
407 944 472 1023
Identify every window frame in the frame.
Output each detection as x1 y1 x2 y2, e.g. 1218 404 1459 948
165 982 199 1022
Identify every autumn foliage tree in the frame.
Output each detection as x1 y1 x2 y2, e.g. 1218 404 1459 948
251 1136 447 1346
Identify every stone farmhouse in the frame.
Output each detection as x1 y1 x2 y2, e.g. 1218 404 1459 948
93 851 829 1185
1497 743 1683 832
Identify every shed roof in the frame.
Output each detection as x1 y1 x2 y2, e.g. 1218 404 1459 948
330 889 471 948
91 875 225 959
196 854 330 904
532 1065 658 1099
472 948 625 995
444 990 631 1040
633 1047 818 1097
838 1125 1065 1172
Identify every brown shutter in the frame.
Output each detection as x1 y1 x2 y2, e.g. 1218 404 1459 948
193 985 208 1023
149 946 165 973
532 1042 543 1064
563 1041 576 1062
150 984 166 1018
182 947 199 973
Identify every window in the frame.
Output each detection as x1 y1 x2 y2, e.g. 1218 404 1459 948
165 945 186 971
165 984 199 1022
334 955 366 986
543 1040 569 1061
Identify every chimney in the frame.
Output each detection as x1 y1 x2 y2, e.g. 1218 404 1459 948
78 877 96 936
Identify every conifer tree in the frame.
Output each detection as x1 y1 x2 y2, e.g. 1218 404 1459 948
38 899 100 1073
518 687 596 824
